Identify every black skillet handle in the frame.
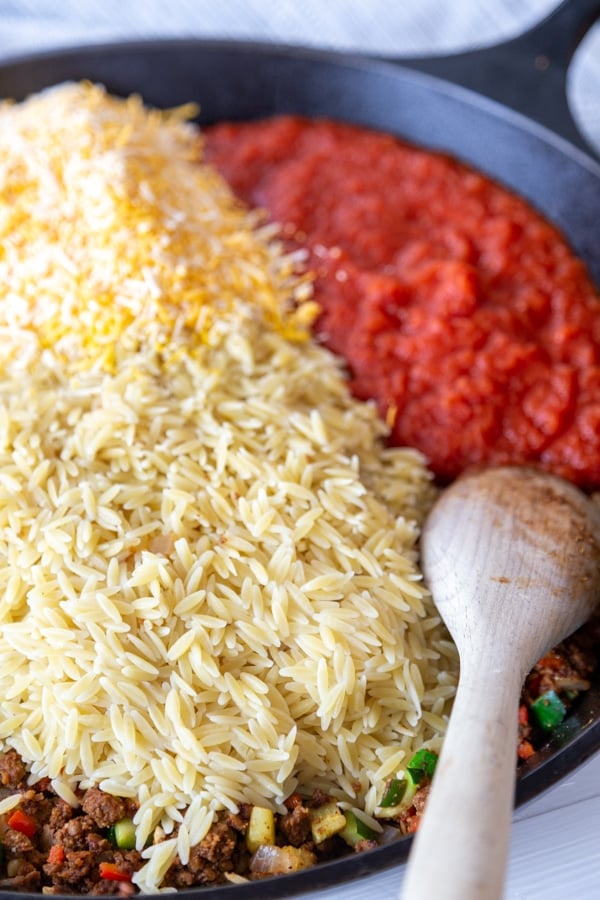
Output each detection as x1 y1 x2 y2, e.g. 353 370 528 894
396 0 600 160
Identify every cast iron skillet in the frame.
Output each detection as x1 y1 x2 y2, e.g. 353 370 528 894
0 0 599 897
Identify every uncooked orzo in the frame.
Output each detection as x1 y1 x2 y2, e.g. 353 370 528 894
0 82 457 892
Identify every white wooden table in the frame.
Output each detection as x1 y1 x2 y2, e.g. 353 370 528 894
0 1 598 897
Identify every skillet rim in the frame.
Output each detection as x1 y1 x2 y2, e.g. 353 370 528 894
0 34 598 900
0 34 599 176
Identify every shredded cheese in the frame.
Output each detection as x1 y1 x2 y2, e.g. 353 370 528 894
0 82 316 376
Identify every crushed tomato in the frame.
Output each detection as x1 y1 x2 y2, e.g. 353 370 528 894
205 116 600 489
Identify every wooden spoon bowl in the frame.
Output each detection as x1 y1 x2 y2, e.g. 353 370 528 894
400 466 600 900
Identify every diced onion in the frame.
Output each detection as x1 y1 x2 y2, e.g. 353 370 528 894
250 844 316 875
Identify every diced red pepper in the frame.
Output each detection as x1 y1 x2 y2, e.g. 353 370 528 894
518 740 536 761
7 808 37 838
47 845 65 865
99 862 133 882
518 704 529 726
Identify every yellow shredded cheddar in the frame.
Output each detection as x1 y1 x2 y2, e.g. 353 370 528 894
0 82 317 375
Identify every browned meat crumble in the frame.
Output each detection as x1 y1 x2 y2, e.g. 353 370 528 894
0 613 597 894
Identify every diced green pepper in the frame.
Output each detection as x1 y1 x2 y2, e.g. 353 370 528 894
406 748 438 784
339 810 377 848
530 690 567 731
107 817 136 850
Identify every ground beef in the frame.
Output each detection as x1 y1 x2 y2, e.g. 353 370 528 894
312 835 345 860
195 819 238 866
565 612 600 670
54 816 107 853
518 611 600 760
45 850 95 889
49 798 77 832
45 849 141 896
354 837 379 853
165 817 242 888
0 627 598 900
397 783 431 836
0 859 41 892
0 768 262 894
0 825 35 855
20 791 53 827
279 801 312 847
310 788 332 808
0 749 28 789
225 808 250 834
526 648 590 698
81 788 127 829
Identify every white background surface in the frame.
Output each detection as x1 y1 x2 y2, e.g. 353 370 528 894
0 1 599 898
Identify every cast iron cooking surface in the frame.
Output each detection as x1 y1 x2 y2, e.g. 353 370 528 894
0 16 598 900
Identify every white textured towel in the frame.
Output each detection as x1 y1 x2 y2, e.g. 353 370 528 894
0 0 598 151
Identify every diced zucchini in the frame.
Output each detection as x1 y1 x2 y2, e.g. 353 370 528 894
406 748 438 784
246 806 275 853
375 773 417 818
107 817 136 850
376 750 439 818
339 810 377 848
379 778 407 808
309 801 347 844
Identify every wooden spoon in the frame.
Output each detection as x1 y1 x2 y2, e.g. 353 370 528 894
400 465 600 900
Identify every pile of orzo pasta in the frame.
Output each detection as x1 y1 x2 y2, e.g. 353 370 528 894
0 83 457 892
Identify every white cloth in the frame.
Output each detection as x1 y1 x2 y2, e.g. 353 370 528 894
0 0 598 150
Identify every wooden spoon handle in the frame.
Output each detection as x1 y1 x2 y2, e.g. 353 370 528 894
400 659 522 900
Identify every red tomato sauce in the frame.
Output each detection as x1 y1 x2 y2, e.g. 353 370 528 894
204 117 600 489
